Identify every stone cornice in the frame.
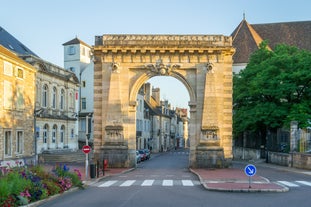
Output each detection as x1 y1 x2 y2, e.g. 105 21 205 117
95 34 232 47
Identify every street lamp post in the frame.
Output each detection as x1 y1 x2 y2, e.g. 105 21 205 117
34 108 43 165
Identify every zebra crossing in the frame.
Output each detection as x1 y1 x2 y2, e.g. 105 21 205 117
96 180 311 188
97 179 200 188
276 180 311 188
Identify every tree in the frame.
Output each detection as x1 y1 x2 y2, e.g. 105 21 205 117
233 41 311 140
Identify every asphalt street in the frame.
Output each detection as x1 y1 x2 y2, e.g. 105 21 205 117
40 149 311 207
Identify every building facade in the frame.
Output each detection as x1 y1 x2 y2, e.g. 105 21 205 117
136 86 151 150
0 45 36 165
19 55 79 155
232 19 311 74
63 38 94 147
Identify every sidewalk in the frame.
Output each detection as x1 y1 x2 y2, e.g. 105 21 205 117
41 162 133 185
190 167 288 192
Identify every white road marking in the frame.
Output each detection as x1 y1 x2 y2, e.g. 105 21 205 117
277 181 299 187
141 179 155 186
98 180 118 187
97 179 200 187
182 180 194 186
120 180 136 187
296 181 311 186
163 180 173 186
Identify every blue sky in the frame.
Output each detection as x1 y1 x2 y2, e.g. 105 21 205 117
1 0 310 109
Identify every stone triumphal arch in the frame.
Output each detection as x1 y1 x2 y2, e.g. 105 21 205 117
93 35 234 168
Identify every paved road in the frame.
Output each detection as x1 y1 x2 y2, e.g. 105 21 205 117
40 149 311 207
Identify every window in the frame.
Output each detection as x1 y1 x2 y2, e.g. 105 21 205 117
69 92 73 109
42 84 48 107
52 125 57 143
43 124 48 144
69 67 75 72
82 81 86 87
60 125 65 143
16 130 24 154
4 130 12 157
36 126 40 138
60 89 65 110
4 61 13 76
17 68 24 79
71 129 74 139
81 98 86 110
52 87 57 109
16 85 24 109
68 46 75 55
80 118 86 131
4 81 13 109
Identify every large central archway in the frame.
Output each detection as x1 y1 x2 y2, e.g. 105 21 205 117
93 35 235 168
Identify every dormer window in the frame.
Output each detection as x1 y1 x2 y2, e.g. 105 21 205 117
68 46 75 55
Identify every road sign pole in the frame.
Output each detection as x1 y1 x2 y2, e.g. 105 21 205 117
244 164 256 189
85 115 89 180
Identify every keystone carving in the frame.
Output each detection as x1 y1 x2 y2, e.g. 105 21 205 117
205 62 214 73
110 62 120 73
145 59 180 75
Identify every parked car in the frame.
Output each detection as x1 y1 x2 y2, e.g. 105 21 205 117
136 151 141 163
138 150 146 161
144 149 151 160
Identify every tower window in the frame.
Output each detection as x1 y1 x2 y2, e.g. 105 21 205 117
68 46 76 55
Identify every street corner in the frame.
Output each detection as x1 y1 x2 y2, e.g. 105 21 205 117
82 167 135 186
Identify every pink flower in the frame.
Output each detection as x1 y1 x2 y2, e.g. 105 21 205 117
20 189 31 198
74 169 82 180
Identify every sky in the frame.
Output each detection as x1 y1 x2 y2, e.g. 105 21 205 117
1 0 310 110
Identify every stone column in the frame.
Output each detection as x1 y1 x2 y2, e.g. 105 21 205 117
290 121 298 152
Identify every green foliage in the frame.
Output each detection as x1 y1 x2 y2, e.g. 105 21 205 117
0 171 32 206
0 178 11 205
0 164 83 206
42 179 61 196
64 171 83 188
7 171 32 196
234 42 311 137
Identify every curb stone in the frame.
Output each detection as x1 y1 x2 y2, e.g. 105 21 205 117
190 168 289 193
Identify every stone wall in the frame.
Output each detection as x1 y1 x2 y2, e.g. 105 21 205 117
233 147 311 170
233 147 261 160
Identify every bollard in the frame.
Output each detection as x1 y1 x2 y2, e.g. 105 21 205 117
90 163 96 179
104 159 108 170
103 159 108 176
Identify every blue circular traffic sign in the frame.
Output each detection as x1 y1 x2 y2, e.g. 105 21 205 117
244 164 256 177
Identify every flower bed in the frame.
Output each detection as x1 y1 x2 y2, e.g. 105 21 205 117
0 163 83 207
